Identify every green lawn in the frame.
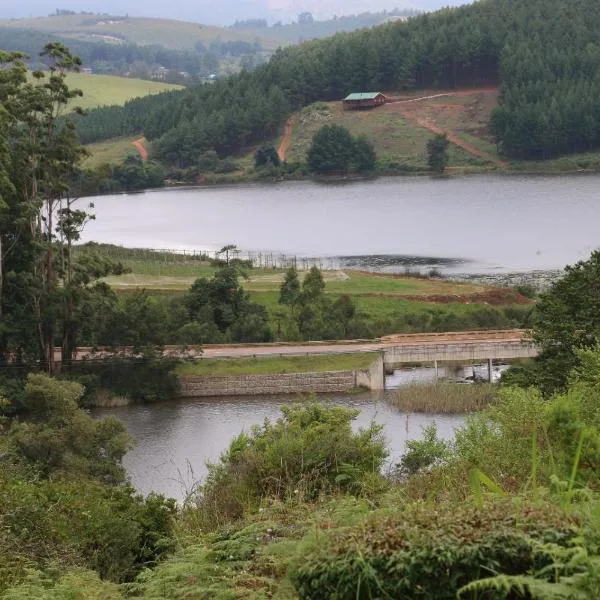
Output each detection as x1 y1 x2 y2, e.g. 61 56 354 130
176 353 379 377
83 137 141 168
87 244 487 296
63 73 183 111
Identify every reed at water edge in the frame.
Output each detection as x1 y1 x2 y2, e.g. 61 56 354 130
390 382 500 414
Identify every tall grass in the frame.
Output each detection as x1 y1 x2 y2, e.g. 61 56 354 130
391 382 500 413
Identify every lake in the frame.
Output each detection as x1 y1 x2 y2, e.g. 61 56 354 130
82 174 600 274
95 390 464 501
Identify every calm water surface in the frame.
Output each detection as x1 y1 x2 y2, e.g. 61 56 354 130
95 390 463 501
82 174 600 273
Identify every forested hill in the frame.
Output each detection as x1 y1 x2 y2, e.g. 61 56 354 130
74 0 600 162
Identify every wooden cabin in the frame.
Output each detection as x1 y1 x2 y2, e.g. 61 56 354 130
343 92 387 110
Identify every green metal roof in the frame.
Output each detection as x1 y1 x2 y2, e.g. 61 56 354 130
344 92 383 101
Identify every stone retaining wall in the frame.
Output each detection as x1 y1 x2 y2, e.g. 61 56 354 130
178 355 385 397
178 370 357 397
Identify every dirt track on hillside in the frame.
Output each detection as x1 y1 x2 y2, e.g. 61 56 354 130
389 88 508 167
133 138 149 161
415 117 508 167
278 117 294 162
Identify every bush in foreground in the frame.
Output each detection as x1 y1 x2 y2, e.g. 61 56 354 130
185 403 388 529
290 499 579 600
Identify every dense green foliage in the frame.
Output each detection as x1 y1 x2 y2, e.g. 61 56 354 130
254 144 280 168
503 250 600 395
308 125 376 173
73 0 600 164
277 266 369 340
0 44 130 374
188 402 387 527
0 375 176 593
76 155 166 195
427 133 450 172
181 265 273 343
291 500 577 599
70 358 181 404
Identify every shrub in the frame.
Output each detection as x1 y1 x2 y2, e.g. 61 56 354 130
188 403 388 528
197 150 220 171
308 125 377 173
8 374 132 483
290 499 578 600
254 144 281 168
0 478 176 587
397 423 450 477
427 133 450 172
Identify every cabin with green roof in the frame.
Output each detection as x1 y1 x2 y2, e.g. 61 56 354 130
343 92 387 110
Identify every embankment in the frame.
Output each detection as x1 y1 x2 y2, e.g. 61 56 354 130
177 354 384 397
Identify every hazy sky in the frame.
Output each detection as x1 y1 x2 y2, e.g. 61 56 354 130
0 0 471 26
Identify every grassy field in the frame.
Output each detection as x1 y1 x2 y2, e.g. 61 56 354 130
61 73 183 111
286 100 490 171
83 245 490 295
82 136 141 168
76 244 533 336
250 290 531 333
175 353 378 377
0 14 280 51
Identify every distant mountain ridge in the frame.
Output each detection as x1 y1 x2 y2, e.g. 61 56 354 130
1 0 472 26
0 13 280 51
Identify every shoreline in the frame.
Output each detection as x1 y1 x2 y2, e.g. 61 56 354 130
172 164 600 188
84 164 600 198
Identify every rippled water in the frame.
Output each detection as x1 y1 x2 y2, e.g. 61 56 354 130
95 391 464 501
82 174 600 274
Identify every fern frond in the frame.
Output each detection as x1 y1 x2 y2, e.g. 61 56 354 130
457 574 588 599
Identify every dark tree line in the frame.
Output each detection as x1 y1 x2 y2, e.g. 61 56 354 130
73 0 600 164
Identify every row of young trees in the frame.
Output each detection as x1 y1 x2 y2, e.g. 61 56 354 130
74 0 600 163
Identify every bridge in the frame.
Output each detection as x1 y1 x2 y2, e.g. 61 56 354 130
379 330 537 369
194 330 536 365
65 329 538 383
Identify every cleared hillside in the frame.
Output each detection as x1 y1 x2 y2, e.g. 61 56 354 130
285 92 499 170
0 14 279 51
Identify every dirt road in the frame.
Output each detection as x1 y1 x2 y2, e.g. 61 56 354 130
62 330 530 362
414 117 508 167
389 88 508 167
132 138 149 161
199 330 528 359
277 117 294 162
